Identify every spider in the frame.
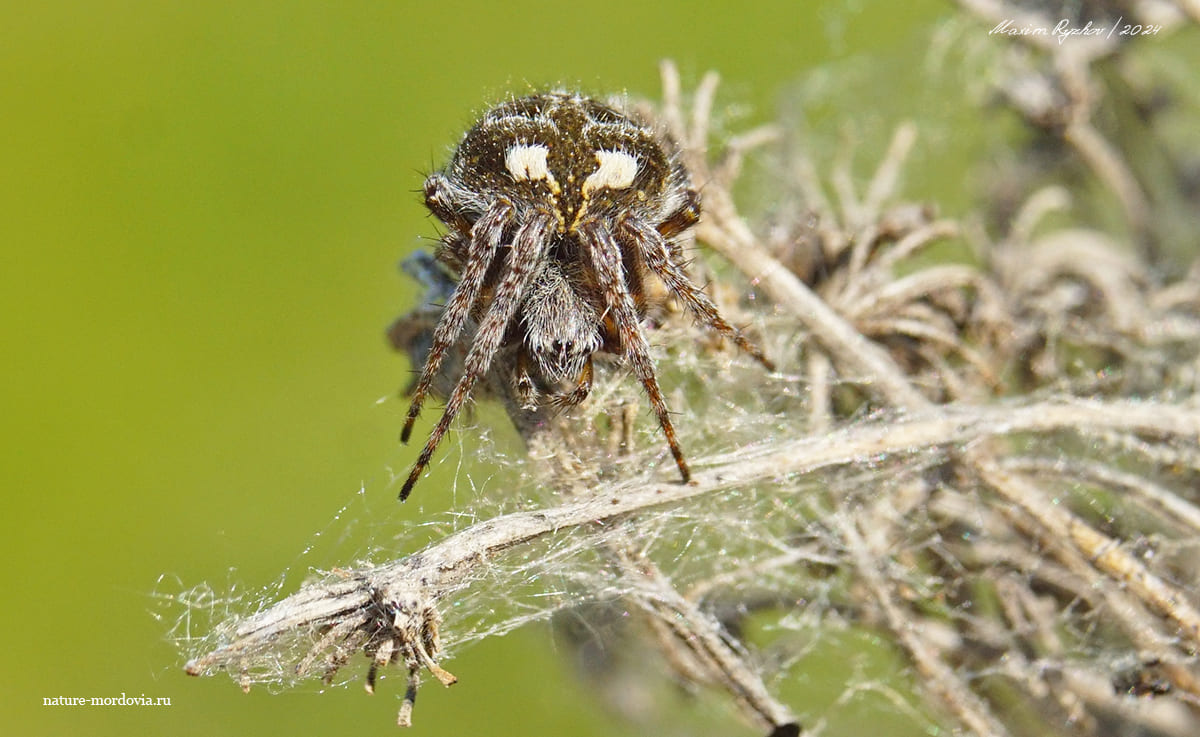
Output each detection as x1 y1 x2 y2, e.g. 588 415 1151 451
398 92 771 500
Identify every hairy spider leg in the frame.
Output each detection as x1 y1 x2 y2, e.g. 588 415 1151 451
365 637 396 694
400 199 514 444
622 216 775 371
399 212 555 500
550 355 594 408
655 187 702 239
579 220 691 484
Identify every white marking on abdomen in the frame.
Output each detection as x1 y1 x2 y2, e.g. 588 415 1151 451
505 144 551 181
583 150 637 193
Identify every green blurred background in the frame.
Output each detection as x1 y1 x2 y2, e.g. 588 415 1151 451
1 1 953 734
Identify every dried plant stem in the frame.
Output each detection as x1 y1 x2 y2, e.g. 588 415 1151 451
1063 120 1151 239
981 480 1200 704
970 455 1200 650
660 62 930 410
1181 0 1200 24
956 0 1169 253
185 398 1199 682
696 164 930 409
837 512 1011 737
935 489 1200 706
1005 456 1200 535
863 124 918 224
609 545 799 733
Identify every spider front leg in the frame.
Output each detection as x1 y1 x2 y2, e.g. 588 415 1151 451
400 197 514 444
399 212 555 500
579 220 691 484
621 215 774 371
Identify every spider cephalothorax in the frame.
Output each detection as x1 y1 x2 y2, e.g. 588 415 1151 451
399 92 771 500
